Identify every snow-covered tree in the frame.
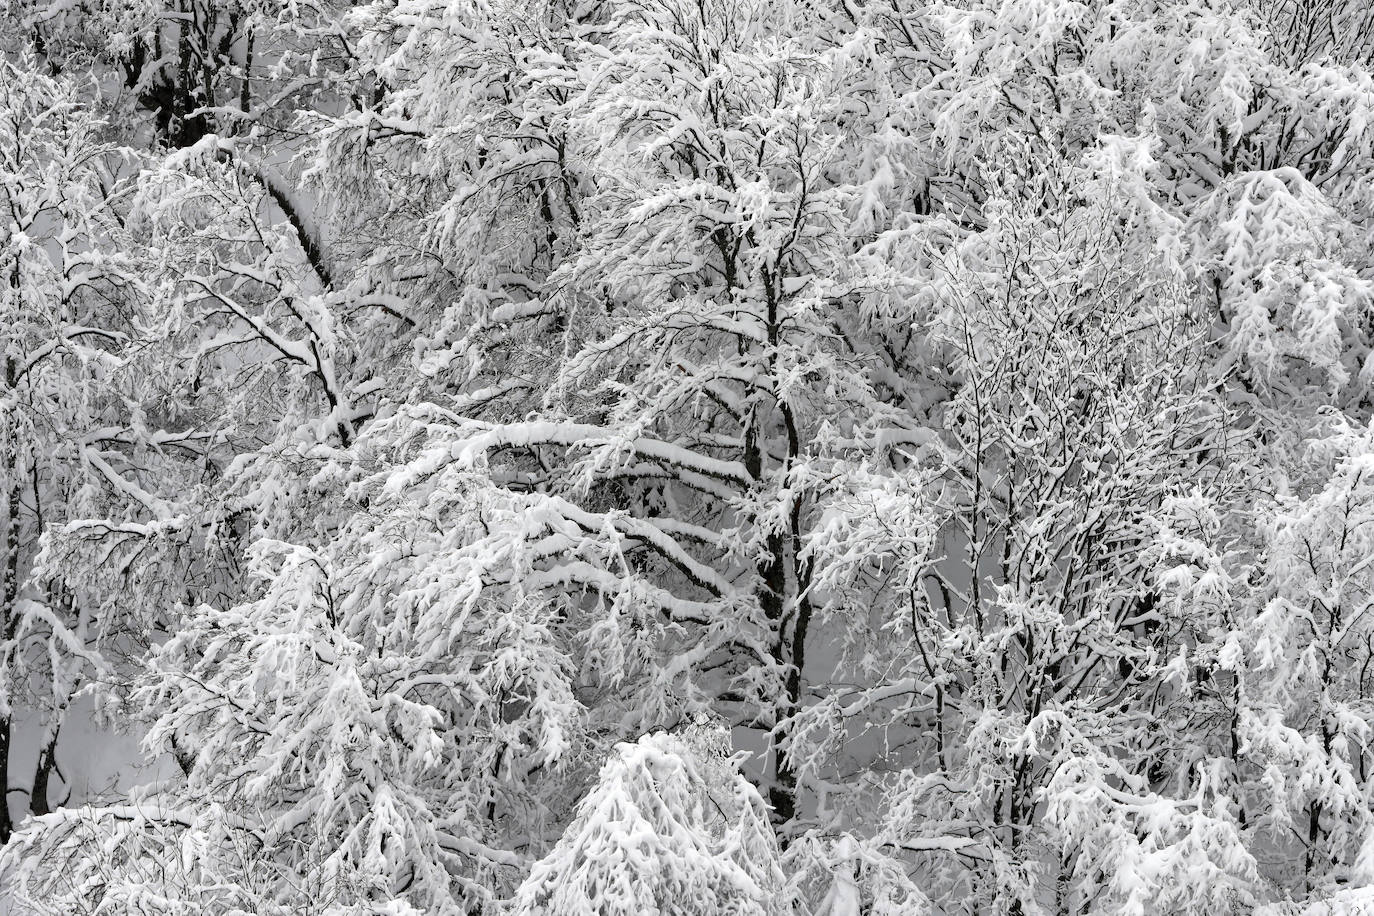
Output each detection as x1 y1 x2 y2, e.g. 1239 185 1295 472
0 51 197 840
5 0 1374 913
512 729 785 916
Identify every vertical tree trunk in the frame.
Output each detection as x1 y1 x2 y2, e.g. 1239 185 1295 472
759 530 796 828
30 727 60 817
752 275 813 838
0 353 19 842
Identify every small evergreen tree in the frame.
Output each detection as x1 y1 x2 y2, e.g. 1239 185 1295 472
512 728 786 916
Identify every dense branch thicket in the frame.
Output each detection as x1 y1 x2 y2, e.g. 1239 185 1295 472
1 0 1374 913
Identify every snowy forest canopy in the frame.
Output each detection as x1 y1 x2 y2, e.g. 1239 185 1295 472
1 0 1374 913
